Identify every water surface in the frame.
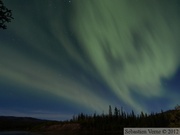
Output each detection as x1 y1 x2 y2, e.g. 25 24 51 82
0 131 121 135
0 131 40 135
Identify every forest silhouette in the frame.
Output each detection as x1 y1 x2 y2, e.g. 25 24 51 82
0 105 180 134
70 105 180 132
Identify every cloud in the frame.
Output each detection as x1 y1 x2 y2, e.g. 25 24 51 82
71 0 180 111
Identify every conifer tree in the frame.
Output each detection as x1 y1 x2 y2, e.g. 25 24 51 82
0 0 13 29
109 105 112 117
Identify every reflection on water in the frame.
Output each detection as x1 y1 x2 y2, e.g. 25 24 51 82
0 131 40 135
0 131 121 135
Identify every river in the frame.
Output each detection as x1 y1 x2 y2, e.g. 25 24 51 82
0 131 121 135
0 131 40 135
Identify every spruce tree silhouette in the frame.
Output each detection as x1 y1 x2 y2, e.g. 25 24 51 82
0 0 13 29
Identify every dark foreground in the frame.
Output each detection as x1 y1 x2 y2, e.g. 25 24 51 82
0 106 180 134
0 131 122 135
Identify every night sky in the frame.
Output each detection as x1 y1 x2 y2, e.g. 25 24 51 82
0 0 180 120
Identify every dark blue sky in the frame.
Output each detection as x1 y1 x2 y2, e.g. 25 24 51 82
0 0 180 120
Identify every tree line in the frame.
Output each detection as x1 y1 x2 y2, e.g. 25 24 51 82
70 105 180 132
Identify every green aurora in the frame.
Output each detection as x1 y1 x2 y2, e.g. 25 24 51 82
0 0 180 120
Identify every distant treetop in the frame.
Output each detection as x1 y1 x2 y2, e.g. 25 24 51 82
175 104 180 110
0 0 13 29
